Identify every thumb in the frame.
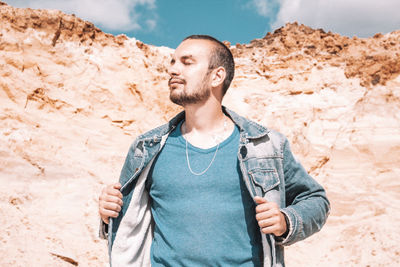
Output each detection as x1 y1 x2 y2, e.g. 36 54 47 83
113 182 122 189
254 196 267 205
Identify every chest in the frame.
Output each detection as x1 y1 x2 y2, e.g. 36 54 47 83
149 137 241 199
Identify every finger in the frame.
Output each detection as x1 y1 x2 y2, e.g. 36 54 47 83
258 217 279 228
106 187 123 199
255 202 279 213
104 195 123 206
255 209 278 221
254 196 267 205
99 213 111 226
100 207 120 218
99 191 123 204
260 225 279 235
102 201 122 212
113 183 122 189
258 214 287 236
101 216 109 224
262 224 287 236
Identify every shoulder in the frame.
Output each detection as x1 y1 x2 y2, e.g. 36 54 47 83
266 129 288 149
129 110 185 146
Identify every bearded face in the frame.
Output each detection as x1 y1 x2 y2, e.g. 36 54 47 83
167 39 216 107
169 69 212 106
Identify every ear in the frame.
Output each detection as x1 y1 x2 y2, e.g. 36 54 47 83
210 66 226 88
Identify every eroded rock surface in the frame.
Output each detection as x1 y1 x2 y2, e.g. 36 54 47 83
1 2 399 266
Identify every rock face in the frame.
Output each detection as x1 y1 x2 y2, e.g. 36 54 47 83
1 2 399 266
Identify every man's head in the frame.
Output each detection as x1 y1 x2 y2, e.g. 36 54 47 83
183 35 235 95
168 35 235 106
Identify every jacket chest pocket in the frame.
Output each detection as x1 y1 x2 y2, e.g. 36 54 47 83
248 168 280 193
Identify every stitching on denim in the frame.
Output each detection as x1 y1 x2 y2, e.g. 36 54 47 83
242 156 284 161
120 157 145 192
281 137 286 156
248 169 280 192
278 209 294 244
289 206 303 243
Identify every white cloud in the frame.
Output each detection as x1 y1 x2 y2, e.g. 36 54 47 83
6 0 157 32
272 0 400 37
248 0 279 17
145 19 157 31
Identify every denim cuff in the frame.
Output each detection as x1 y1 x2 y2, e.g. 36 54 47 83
275 207 299 245
280 212 290 238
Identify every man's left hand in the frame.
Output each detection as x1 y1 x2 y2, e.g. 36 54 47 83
254 196 287 237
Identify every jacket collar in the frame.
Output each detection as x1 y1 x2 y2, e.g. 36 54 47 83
222 106 270 139
137 106 270 142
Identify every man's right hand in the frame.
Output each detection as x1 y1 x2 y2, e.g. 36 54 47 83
99 182 123 224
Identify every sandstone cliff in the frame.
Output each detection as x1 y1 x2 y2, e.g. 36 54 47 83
1 1 399 266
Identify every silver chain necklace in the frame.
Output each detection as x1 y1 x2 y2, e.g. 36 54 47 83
184 118 227 176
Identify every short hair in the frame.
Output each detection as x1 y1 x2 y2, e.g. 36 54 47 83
183 35 235 96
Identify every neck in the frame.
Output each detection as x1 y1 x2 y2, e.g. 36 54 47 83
181 99 234 149
183 99 225 134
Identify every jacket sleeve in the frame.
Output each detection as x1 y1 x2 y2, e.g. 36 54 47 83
97 139 139 240
276 137 330 246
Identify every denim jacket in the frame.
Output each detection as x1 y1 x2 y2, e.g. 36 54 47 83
100 107 330 267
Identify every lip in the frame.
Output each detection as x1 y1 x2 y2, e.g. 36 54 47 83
169 78 185 86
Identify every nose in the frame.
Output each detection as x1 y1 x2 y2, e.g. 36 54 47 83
168 62 180 77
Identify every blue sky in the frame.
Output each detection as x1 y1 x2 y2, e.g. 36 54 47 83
6 0 400 48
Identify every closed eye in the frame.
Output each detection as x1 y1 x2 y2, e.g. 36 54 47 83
181 55 195 65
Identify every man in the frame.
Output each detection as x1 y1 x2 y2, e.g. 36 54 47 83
98 35 330 267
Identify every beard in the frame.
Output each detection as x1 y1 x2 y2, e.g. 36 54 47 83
169 71 211 106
